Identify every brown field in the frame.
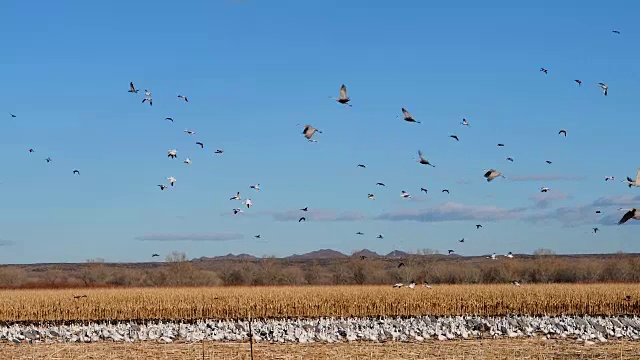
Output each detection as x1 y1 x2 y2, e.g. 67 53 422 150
1 284 640 322
1 339 639 360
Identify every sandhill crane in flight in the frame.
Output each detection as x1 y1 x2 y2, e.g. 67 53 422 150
612 30 621 34
442 189 450 194
152 253 160 257
368 194 376 200
399 108 420 123
165 117 174 122
243 199 252 208
183 158 191 165
483 169 504 182
144 89 151 96
459 238 465 243
356 232 364 235
448 249 455 255
10 113 16 118
377 234 384 239
417 150 435 167
28 148 34 153
546 160 552 164
558 129 567 136
398 262 405 268
214 149 224 155
158 184 167 191
254 235 261 239
297 124 322 140
177 95 189 102
618 208 640 225
232 208 243 215
605 176 615 181
300 207 308 211
168 149 177 159
308 139 319 143
128 82 138 94
450 135 459 141
420 188 428 194
400 191 411 199
461 118 470 126
598 83 608 96
574 79 582 86
230 192 241 200
329 84 352 107
540 67 548 74
376 182 386 186
298 217 306 222
476 224 482 229
540 187 550 193
593 227 599 233
72 170 80 175
196 142 204 148
596 210 602 214
497 143 505 147
622 169 640 187
142 97 152 106
45 157 52 163
184 129 196 135
250 184 260 191
506 157 514 162
357 164 366 168
167 176 176 186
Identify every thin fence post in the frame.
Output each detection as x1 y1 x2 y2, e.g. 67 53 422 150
248 316 254 360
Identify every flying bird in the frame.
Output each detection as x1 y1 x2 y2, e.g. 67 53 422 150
167 176 176 186
367 194 376 200
476 224 482 229
497 143 505 147
420 188 428 194
558 129 567 136
447 250 455 255
250 184 260 191
618 208 640 225
308 139 319 143
300 207 308 212
298 217 306 222
230 192 241 200
45 157 52 163
593 227 599 233
158 184 167 191
400 190 411 198
397 262 405 268
177 95 189 102
28 148 34 153
622 168 640 187
330 84 352 107
377 234 384 239
546 160 552 164
298 124 322 140
152 253 160 257
605 176 615 181
232 208 243 215
144 89 151 97
596 210 601 214
165 117 174 122
540 67 548 74
254 235 261 239
357 164 366 168
450 135 459 141
72 170 80 175
442 189 450 194
417 150 435 167
168 149 177 159
243 199 253 208
399 108 420 123
356 232 364 235
506 157 514 162
183 158 191 165
574 79 582 86
461 118 470 126
458 238 465 243
483 169 504 182
184 129 196 135
612 30 621 34
142 97 152 106
376 182 386 187
598 82 608 96
9 113 16 118
540 187 550 193
196 142 204 148
214 149 224 155
128 82 138 94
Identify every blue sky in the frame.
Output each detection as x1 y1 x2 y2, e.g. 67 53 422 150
1 0 639 263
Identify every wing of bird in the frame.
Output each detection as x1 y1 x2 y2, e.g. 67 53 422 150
619 210 634 225
196 142 204 148
402 108 411 119
129 82 135 91
635 168 640 183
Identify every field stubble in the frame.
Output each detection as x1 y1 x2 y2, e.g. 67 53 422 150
0 284 639 322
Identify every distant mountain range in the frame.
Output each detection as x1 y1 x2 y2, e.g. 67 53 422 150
195 248 438 261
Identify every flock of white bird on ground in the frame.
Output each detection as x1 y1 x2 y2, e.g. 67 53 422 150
9 30 638 288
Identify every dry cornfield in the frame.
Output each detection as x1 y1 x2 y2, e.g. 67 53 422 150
0 284 639 323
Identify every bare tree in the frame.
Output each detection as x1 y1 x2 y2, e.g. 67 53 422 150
165 251 188 262
533 248 556 256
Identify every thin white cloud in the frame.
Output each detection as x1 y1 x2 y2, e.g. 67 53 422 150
530 191 571 209
510 174 585 182
375 201 522 222
135 233 245 241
